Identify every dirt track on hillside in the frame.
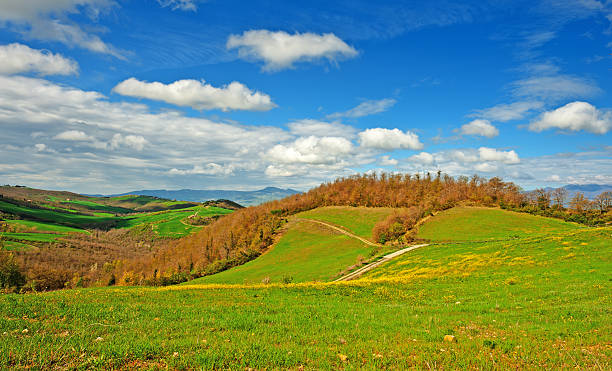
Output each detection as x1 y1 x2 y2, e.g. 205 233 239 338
294 217 428 281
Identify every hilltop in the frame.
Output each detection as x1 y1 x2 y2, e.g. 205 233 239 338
103 186 301 207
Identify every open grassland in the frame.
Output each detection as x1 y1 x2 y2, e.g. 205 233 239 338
58 199 133 214
0 207 609 369
1 241 36 251
1 201 233 241
5 220 86 234
190 220 373 285
0 200 115 227
417 207 582 241
117 206 233 238
297 206 396 240
0 227 609 369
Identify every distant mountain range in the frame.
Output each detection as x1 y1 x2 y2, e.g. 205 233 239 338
102 187 301 207
541 184 612 200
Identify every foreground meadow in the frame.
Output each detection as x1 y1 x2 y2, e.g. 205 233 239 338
1 220 610 369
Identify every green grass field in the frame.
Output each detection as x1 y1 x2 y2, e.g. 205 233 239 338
1 207 610 369
297 206 396 240
59 199 133 214
417 207 583 241
0 240 36 251
117 206 233 238
190 220 373 284
0 200 115 227
1 200 233 240
5 220 86 234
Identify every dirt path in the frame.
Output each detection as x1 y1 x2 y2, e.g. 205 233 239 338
294 217 429 281
333 243 429 281
294 218 381 247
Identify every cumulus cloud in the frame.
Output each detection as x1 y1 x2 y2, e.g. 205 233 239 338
409 152 434 165
470 101 543 122
474 162 498 172
478 147 520 164
112 78 276 112
110 134 148 151
266 136 353 165
287 119 357 138
529 101 611 134
459 119 499 138
169 163 234 176
327 98 396 119
379 155 398 166
227 30 358 71
0 0 122 58
358 128 423 150
34 143 47 152
0 43 78 76
0 74 299 192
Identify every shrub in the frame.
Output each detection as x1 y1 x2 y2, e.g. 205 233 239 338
0 253 26 291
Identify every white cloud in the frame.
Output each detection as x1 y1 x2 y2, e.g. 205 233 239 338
0 43 78 76
448 150 479 163
169 163 234 176
112 78 276 112
264 165 302 177
287 119 357 138
0 1 122 58
358 128 423 150
157 0 198 11
327 98 396 119
459 119 499 138
529 101 611 134
266 136 353 165
379 155 398 166
409 152 434 165
513 75 601 101
470 101 544 122
34 143 46 152
54 130 94 141
478 147 520 164
227 30 358 71
474 162 498 172
110 134 147 151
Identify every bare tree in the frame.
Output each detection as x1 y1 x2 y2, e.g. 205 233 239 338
551 187 568 209
569 192 591 213
594 191 612 213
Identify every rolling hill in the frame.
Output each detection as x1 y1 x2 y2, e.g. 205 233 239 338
104 186 301 207
1 206 609 369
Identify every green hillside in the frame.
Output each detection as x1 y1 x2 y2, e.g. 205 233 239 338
297 206 396 241
1 206 610 369
190 206 394 285
1 190 235 252
190 220 373 284
417 207 582 241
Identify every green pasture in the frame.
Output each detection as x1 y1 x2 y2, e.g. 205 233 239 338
297 206 396 240
190 219 373 284
417 207 582 241
1 224 609 369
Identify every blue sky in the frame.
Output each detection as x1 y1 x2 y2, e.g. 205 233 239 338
0 0 610 193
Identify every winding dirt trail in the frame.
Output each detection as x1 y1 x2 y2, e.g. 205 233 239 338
294 218 381 247
295 217 428 281
333 243 428 281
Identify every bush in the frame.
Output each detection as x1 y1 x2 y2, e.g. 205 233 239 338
373 207 423 244
0 253 27 291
